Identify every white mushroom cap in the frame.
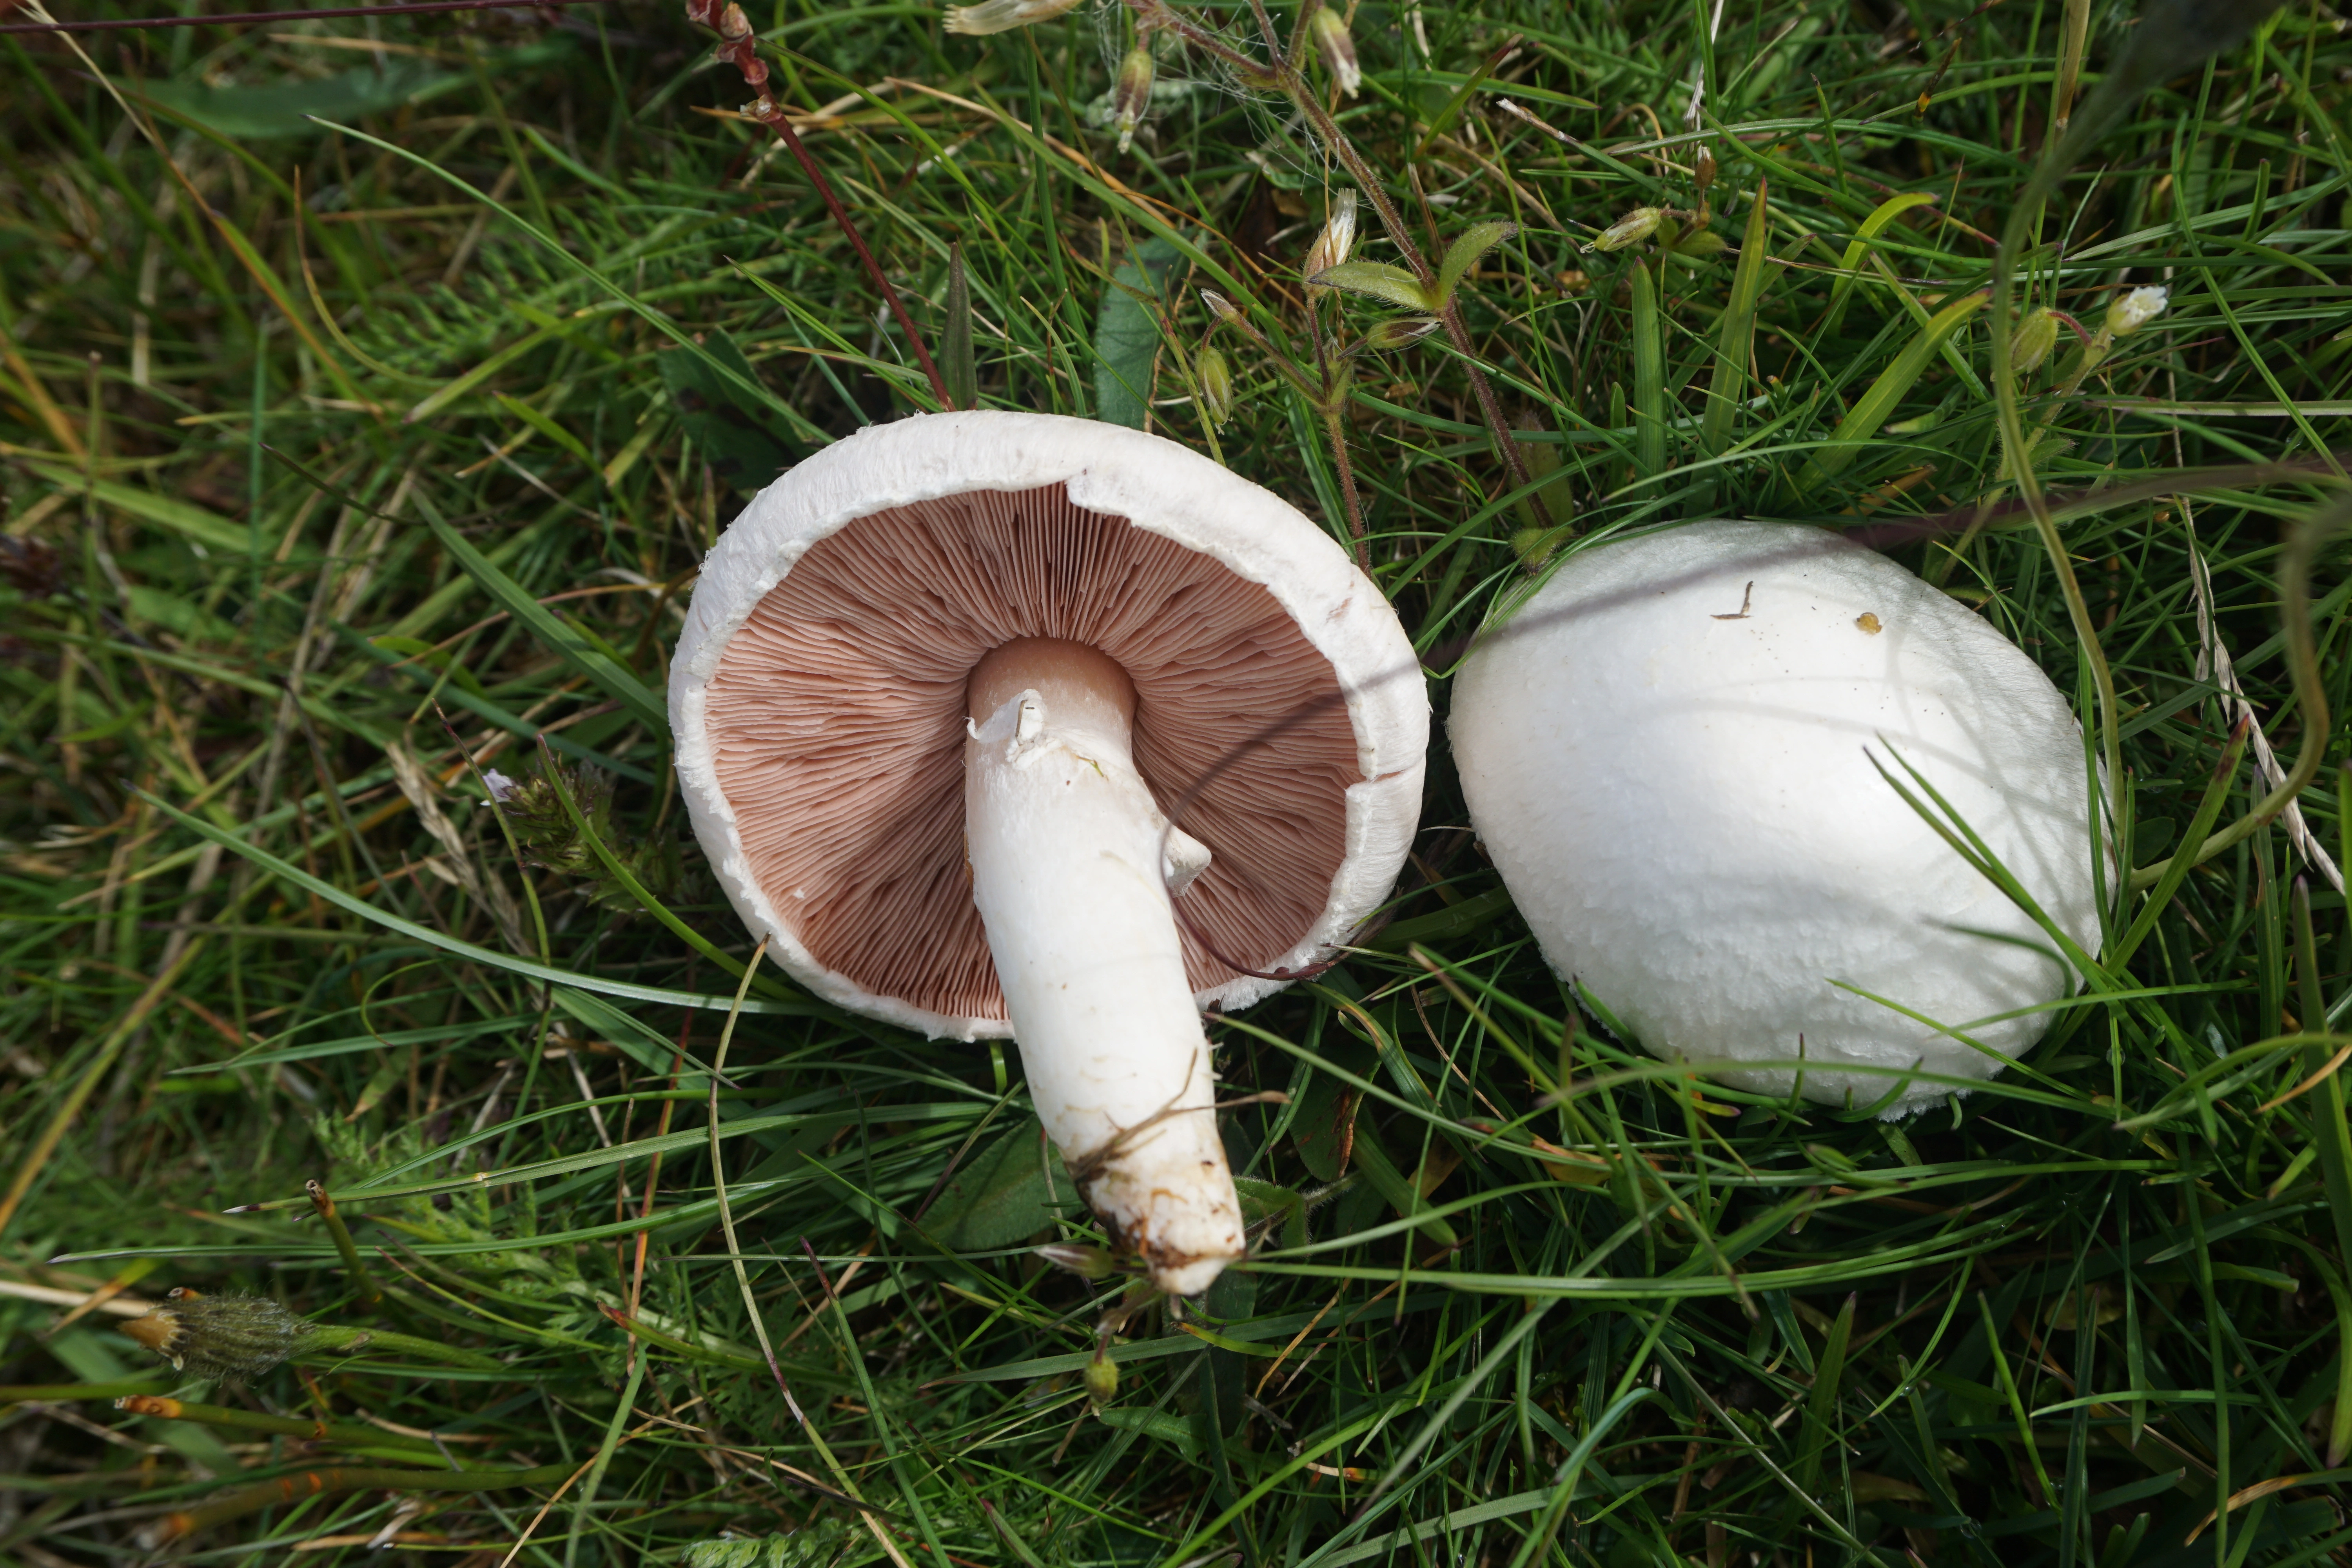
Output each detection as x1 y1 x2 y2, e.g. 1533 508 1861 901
670 411 1429 1039
1450 521 2100 1117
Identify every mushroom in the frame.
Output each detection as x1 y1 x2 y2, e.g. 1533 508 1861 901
1448 521 2099 1116
671 411 1427 1292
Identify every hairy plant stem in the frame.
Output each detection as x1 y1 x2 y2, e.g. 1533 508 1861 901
1320 403 1372 573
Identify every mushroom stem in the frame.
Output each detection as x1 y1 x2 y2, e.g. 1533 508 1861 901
965 639 1241 1296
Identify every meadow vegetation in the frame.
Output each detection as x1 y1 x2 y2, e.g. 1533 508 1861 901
2 0 2351 1563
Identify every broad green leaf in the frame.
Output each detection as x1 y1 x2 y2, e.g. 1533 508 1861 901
1309 260 1434 313
656 328 804 493
134 60 461 141
1233 1176 1308 1250
1793 289 1987 494
1292 1037 1376 1183
1434 222 1516 308
1348 1127 1458 1247
926 1118 1077 1251
1095 236 1183 429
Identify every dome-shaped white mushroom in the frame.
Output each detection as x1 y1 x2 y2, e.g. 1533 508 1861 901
1449 520 2100 1117
672 411 1428 1291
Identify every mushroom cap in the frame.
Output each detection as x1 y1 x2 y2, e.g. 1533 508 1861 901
1450 520 2099 1116
671 411 1428 1040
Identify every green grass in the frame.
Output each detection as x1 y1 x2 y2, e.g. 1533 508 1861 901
4 0 2352 1564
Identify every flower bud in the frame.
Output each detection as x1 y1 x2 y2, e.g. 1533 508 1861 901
1584 207 1663 253
1084 1352 1119 1403
1034 1243 1118 1279
1303 190 1358 283
1112 46 1154 153
1511 524 1561 570
1364 317 1440 350
2009 308 2061 374
2103 285 2168 338
943 0 1084 35
717 2 752 39
1196 347 1235 428
1309 8 1361 97
121 1290 310 1381
1672 228 1726 261
1200 289 1243 328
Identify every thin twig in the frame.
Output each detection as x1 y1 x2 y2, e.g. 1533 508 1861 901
0 0 607 33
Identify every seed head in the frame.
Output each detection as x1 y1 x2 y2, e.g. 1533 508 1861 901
1584 207 1664 253
1672 228 1727 261
1034 1243 1118 1279
1303 190 1358 283
1511 524 1561 570
2009 308 2061 374
121 1290 311 1381
943 0 1084 35
1309 8 1361 96
1112 46 1154 153
1196 347 1235 429
1083 1352 1119 1403
2103 285 2168 338
1364 317 1441 350
1200 289 1244 329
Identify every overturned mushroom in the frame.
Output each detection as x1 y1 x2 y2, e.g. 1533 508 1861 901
1449 521 2100 1117
671 412 1427 1292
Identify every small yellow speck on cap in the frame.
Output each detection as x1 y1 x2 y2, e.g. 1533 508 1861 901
1856 613 1883 635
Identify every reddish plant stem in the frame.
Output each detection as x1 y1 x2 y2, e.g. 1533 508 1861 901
0 0 605 33
690 0 953 411
1321 405 1372 574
